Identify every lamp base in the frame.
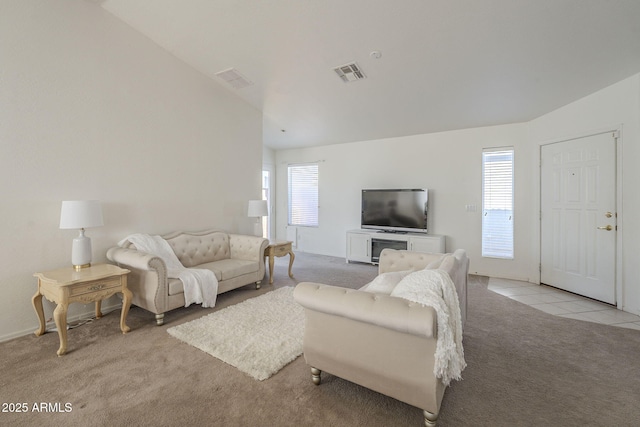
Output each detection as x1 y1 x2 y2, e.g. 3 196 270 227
71 229 93 269
253 220 263 237
73 263 91 271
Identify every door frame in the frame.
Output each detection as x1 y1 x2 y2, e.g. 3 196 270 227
262 163 275 241
537 125 624 309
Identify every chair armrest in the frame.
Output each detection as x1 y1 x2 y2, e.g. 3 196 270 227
229 234 269 262
293 282 436 338
378 249 446 274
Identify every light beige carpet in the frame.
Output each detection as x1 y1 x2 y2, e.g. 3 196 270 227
3 253 640 426
167 286 303 381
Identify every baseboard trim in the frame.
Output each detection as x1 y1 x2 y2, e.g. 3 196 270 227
0 302 123 343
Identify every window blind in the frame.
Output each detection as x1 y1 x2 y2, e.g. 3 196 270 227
482 148 514 259
288 163 318 227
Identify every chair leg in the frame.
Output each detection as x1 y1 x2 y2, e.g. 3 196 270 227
311 367 321 385
256 281 261 290
155 313 165 326
423 410 438 427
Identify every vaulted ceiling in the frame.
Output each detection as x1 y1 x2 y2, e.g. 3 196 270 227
100 0 640 149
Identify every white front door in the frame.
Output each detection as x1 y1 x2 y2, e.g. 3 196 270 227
540 132 617 304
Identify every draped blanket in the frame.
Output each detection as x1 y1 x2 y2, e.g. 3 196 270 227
390 269 466 386
119 234 218 308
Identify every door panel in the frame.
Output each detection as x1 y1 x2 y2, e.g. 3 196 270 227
540 132 616 304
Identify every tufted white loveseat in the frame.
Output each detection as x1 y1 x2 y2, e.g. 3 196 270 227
107 229 268 325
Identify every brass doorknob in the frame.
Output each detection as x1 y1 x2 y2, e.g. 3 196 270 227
597 225 613 231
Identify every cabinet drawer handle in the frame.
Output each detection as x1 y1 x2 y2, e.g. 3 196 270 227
88 284 105 291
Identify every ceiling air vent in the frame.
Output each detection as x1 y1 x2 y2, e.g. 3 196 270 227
214 68 254 89
333 62 366 83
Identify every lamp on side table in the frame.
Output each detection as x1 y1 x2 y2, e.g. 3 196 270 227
59 200 103 270
247 199 268 237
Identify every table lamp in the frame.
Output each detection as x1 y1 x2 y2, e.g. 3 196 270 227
59 200 104 270
247 200 268 237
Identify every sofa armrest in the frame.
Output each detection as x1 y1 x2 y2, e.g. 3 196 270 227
106 246 168 315
107 247 165 274
293 282 436 337
228 234 269 262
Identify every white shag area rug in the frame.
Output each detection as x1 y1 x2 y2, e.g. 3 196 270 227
167 286 304 381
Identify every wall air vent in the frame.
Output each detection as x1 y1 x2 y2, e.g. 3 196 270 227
333 62 366 83
214 68 254 89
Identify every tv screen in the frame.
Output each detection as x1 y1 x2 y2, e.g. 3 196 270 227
361 189 428 233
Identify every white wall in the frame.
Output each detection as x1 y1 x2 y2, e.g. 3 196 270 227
528 74 640 315
263 146 276 166
275 73 640 316
275 123 534 280
0 1 263 341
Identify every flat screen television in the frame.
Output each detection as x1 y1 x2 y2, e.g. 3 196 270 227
361 189 428 233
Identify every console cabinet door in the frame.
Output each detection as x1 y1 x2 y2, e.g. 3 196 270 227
408 236 445 254
346 233 371 263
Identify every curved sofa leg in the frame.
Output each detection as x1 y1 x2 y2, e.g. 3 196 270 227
311 367 322 385
155 313 165 326
423 410 438 427
256 281 261 290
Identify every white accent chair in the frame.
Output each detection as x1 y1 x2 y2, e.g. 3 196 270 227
293 249 468 426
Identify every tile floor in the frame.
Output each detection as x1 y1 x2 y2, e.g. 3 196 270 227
488 277 640 330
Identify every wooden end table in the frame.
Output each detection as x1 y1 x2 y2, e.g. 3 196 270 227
264 241 295 284
32 263 131 356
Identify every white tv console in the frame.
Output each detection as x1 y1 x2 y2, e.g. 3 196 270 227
346 229 446 264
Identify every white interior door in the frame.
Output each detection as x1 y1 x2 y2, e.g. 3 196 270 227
540 132 617 304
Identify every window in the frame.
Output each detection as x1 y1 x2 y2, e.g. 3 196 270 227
288 163 318 227
482 148 514 259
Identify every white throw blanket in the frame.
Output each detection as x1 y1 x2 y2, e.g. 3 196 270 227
119 234 218 308
390 269 466 386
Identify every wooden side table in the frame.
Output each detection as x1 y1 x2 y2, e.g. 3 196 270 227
264 241 295 284
32 263 131 356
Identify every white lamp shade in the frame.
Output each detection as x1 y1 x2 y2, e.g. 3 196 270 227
60 200 104 229
247 200 268 217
